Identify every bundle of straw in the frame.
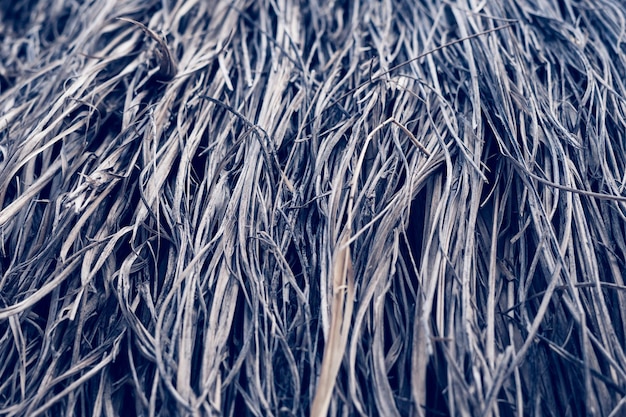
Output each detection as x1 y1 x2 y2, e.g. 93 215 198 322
1 0 626 416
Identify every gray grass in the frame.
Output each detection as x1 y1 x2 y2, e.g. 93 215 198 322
1 0 626 416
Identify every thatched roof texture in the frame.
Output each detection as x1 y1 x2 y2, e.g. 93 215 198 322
2 0 626 416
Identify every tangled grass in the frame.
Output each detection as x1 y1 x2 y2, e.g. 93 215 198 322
2 0 626 416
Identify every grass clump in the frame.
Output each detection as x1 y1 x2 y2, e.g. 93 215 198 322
1 0 626 416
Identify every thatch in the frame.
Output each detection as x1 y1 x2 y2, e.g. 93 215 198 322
1 0 626 416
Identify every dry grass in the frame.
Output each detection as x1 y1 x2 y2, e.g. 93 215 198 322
1 0 626 416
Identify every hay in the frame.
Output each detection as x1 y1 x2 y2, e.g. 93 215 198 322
1 0 626 416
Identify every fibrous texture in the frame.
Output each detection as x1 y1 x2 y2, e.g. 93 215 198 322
1 0 626 416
